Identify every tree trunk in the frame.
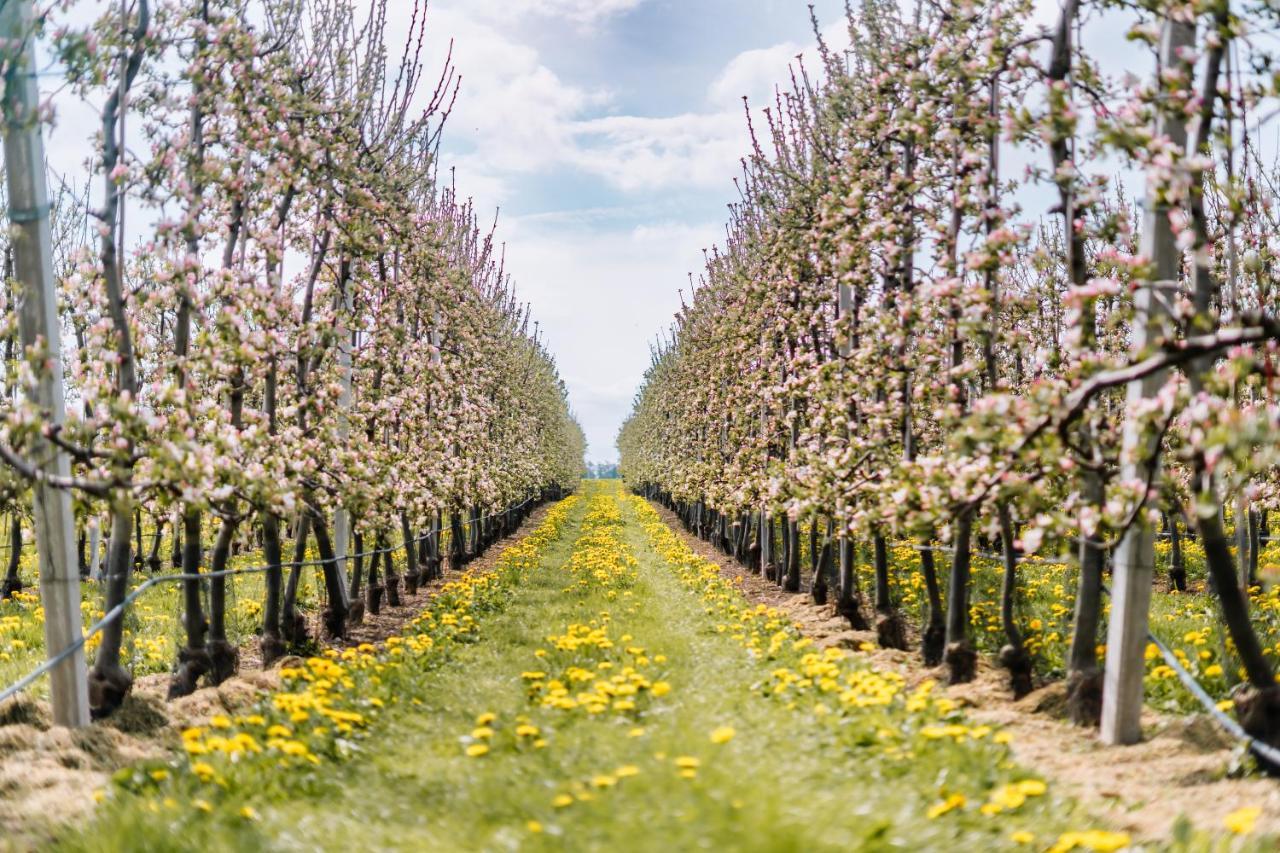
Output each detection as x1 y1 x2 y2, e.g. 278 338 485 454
146 517 164 573
366 545 384 615
168 509 210 698
205 518 240 685
944 511 977 683
1194 495 1280 752
919 539 945 666
810 519 831 605
835 536 868 630
170 514 182 570
1 513 21 598
763 513 778 580
1248 507 1261 589
1169 511 1187 592
260 512 286 665
88 517 102 580
428 509 443 580
745 512 761 571
783 518 800 592
77 526 87 579
997 505 1032 698
87 505 136 717
282 512 311 646
133 507 144 571
401 512 418 596
449 510 465 570
807 519 821 602
873 532 907 650
1066 476 1107 725
309 511 347 637
346 528 366 625
416 520 431 584
381 530 401 608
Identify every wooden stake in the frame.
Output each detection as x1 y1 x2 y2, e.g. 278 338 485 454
1101 16 1195 746
0 0 90 727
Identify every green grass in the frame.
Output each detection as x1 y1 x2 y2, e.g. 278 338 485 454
51 484 1273 852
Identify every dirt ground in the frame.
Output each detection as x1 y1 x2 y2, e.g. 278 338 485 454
649 501 1280 841
0 504 550 851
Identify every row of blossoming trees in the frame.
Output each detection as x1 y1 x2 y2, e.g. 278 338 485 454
0 0 583 718
619 0 1280 749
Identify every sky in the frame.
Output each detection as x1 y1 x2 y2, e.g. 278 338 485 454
388 0 850 463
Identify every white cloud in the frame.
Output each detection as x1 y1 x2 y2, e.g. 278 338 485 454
405 6 756 201
569 113 747 192
709 41 804 106
451 0 644 26
708 20 851 108
420 9 604 186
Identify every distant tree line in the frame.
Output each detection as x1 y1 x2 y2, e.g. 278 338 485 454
586 462 620 480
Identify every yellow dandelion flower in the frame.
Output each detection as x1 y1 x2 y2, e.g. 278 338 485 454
926 793 965 819
1047 830 1131 853
1224 806 1261 836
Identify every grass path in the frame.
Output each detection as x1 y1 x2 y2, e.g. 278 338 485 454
59 483 1253 852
